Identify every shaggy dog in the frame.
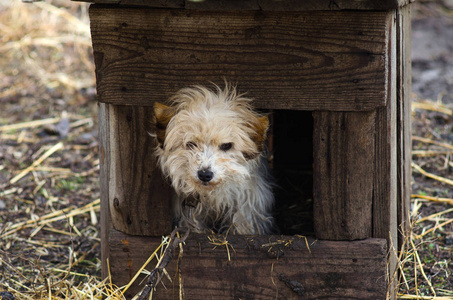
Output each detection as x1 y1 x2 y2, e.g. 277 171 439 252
152 84 275 234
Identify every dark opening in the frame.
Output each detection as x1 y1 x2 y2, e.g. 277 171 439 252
271 110 313 236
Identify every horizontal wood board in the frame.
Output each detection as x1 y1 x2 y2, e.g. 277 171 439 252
90 7 391 111
109 229 388 299
78 0 411 10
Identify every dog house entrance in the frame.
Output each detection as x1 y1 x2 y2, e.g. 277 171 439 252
271 110 314 236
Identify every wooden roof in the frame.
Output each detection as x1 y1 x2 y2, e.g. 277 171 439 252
75 0 412 10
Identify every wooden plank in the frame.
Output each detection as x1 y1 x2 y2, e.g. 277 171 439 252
373 12 398 248
185 0 261 10
78 0 411 10
109 229 388 299
373 10 398 299
99 103 112 279
108 105 173 236
90 7 391 111
396 5 412 251
258 0 410 11
313 111 375 240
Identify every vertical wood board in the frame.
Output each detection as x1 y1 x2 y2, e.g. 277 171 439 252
99 103 112 279
372 10 398 299
396 5 412 250
90 7 391 111
313 111 375 240
108 105 173 236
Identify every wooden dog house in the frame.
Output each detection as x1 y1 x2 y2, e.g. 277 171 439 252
83 0 412 298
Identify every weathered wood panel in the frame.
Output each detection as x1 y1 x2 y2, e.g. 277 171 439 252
185 0 261 10
373 11 398 299
109 229 388 299
188 0 411 11
313 111 375 240
79 0 411 10
396 5 412 250
90 7 391 111
108 105 173 236
258 0 411 11
99 103 112 279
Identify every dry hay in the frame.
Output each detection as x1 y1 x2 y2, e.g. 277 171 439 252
0 0 103 299
395 97 453 299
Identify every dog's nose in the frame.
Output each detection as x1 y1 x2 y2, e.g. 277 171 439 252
197 169 214 182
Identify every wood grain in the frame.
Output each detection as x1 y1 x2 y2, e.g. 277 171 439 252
109 229 388 299
108 105 173 236
373 12 398 299
372 15 398 248
313 111 375 240
258 0 410 11
396 5 412 250
79 0 411 10
90 7 391 111
99 103 112 279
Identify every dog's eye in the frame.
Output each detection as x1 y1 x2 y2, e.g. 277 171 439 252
219 143 233 151
186 141 197 149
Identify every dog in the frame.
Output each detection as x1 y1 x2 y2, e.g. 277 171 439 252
151 84 275 235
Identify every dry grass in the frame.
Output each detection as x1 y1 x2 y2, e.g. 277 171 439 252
0 1 103 299
0 0 94 93
0 1 452 299
396 99 453 299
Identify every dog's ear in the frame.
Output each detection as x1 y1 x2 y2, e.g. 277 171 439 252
245 115 269 159
153 102 175 148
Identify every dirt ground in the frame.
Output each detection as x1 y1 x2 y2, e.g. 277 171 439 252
0 0 452 299
412 1 453 104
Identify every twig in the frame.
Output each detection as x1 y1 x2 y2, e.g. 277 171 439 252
412 162 453 186
417 208 453 223
412 136 453 151
123 241 166 297
398 296 453 300
0 117 60 132
137 228 190 300
0 199 100 238
412 150 453 157
410 239 437 297
411 194 453 206
295 235 312 254
208 226 235 261
10 142 64 184
414 218 453 239
412 101 452 116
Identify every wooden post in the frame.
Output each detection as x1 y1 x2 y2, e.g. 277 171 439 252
396 5 412 250
107 105 172 236
98 103 111 279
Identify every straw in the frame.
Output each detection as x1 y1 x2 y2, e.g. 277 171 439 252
412 162 453 186
10 142 64 184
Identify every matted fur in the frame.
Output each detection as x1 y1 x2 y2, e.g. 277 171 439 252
152 84 275 234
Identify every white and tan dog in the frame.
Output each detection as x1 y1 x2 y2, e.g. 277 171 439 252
152 84 275 234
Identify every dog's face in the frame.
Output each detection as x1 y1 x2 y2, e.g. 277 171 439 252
153 86 269 196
